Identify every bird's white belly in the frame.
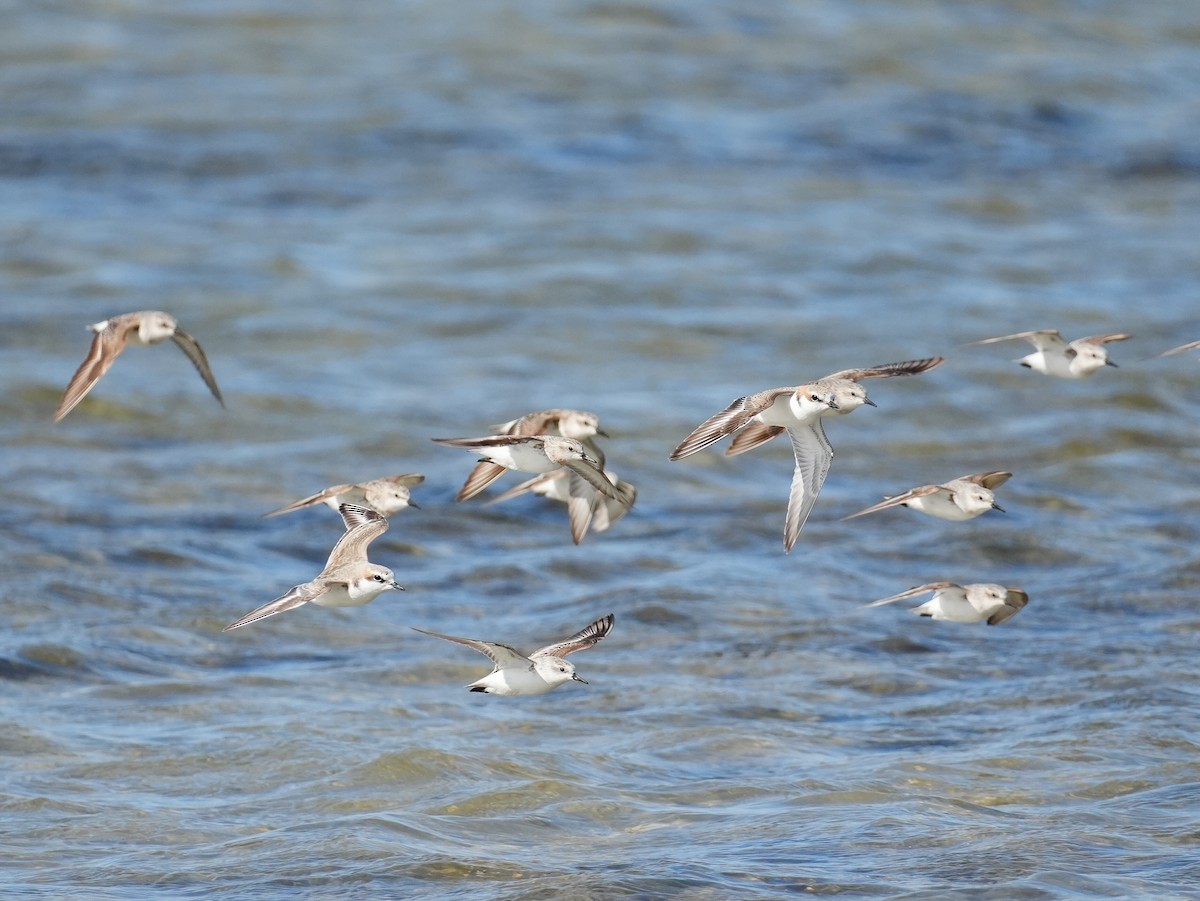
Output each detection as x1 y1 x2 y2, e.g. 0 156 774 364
755 393 802 428
917 594 983 623
905 493 976 521
486 444 555 473
1024 350 1075 378
312 582 382 609
480 667 555 696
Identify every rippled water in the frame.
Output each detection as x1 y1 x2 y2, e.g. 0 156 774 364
3 1 1199 898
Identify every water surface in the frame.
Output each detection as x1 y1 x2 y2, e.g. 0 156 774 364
2 1 1199 898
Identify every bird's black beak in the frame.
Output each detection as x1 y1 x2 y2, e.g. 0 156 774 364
991 502 1006 513
1106 359 1119 367
826 399 840 410
864 397 878 407
408 501 421 510
572 673 589 684
596 429 610 438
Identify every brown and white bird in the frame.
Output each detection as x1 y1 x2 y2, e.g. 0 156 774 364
843 471 1011 522
433 434 629 509
965 329 1129 378
54 310 224 422
453 409 606 502
223 504 402 631
263 473 425 518
863 581 1029 625
414 613 614 695
669 357 944 551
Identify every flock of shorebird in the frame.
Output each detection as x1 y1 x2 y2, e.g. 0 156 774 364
53 312 1198 694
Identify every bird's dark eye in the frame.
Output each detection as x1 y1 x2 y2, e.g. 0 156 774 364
373 574 385 582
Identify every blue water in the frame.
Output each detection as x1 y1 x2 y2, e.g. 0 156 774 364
2 1 1199 898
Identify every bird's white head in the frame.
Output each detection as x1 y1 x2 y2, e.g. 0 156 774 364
137 311 179 345
959 485 1001 515
350 565 402 600
790 388 839 420
559 410 604 439
828 381 876 415
555 437 601 467
534 656 587 687
971 583 1009 608
1069 343 1112 376
370 484 415 513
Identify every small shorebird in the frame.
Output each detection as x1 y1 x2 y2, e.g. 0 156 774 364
965 329 1129 378
453 409 605 502
842 471 1011 522
263 473 425 518
863 581 1028 625
433 434 629 507
223 504 401 631
669 357 944 550
414 613 614 695
54 310 224 422
486 436 636 544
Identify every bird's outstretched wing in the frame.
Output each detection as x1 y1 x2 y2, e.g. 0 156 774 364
965 330 1065 352
170 328 225 407
456 461 508 502
669 388 793 460
412 628 530 668
562 456 625 504
223 582 329 631
824 356 945 382
325 504 389 567
958 470 1012 490
1075 333 1130 347
841 485 941 520
533 614 615 659
1157 340 1200 358
724 422 786 457
262 482 356 518
861 581 955 608
54 317 137 422
782 420 834 551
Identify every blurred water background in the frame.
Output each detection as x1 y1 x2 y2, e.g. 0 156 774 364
2 1 1199 898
